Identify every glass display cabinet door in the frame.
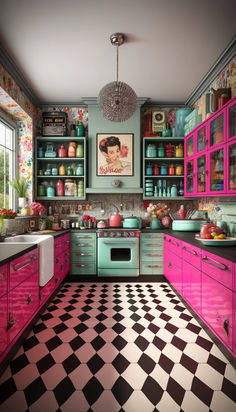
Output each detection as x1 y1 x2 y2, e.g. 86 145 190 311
196 155 207 194
185 159 194 194
228 100 236 140
227 141 236 193
209 112 225 147
185 135 194 158
209 147 225 193
197 125 207 153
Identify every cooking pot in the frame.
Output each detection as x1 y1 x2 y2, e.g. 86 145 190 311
172 219 207 231
109 213 123 227
122 217 142 229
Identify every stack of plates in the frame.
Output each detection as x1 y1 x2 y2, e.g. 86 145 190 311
145 179 153 196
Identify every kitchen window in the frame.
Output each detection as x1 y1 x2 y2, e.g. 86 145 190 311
0 116 16 210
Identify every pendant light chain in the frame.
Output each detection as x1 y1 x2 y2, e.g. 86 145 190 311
116 44 119 84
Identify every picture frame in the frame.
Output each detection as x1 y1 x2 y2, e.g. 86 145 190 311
96 133 134 176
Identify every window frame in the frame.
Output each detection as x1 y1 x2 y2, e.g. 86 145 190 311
0 111 17 211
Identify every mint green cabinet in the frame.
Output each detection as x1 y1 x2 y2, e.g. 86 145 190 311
140 232 163 275
70 232 96 275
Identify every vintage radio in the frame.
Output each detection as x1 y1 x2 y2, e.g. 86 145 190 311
42 112 67 136
152 111 166 133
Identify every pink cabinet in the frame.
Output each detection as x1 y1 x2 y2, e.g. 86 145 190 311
202 273 233 350
0 294 8 357
163 235 182 293
0 264 8 298
184 96 236 197
182 242 201 314
9 249 39 290
201 251 233 290
233 291 236 356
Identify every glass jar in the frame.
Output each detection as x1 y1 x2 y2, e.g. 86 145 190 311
38 146 44 158
153 164 160 175
68 141 77 157
160 164 168 175
67 166 73 176
168 164 175 175
65 179 76 196
58 145 68 158
38 185 45 196
176 164 183 175
175 144 184 158
59 165 66 175
146 164 153 175
166 144 174 158
56 179 64 196
146 144 157 158
158 144 165 157
52 167 58 176
170 184 178 197
76 122 85 137
76 144 84 158
77 180 84 197
46 185 55 197
76 164 84 176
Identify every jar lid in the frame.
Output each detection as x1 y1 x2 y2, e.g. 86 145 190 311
65 179 74 182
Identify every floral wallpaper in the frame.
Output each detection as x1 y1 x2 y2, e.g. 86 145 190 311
210 55 236 91
38 106 88 136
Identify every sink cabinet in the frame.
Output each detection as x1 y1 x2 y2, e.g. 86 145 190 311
0 264 8 357
184 97 236 197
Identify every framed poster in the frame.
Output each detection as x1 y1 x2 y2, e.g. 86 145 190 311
96 133 133 176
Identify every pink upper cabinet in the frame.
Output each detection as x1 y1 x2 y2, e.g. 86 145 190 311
227 98 236 141
226 138 236 194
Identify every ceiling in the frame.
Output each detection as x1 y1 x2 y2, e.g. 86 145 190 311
0 0 236 105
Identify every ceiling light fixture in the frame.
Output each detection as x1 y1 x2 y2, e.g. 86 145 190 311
98 33 137 122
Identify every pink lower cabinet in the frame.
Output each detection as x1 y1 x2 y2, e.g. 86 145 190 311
165 250 182 294
0 294 8 357
8 271 40 344
182 260 201 314
202 273 233 350
233 292 236 356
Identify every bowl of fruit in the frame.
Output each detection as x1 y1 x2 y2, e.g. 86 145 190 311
196 223 236 246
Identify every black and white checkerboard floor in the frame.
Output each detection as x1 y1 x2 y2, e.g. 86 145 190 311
0 282 235 411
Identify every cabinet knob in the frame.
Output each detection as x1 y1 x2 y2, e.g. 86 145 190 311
168 261 172 268
26 295 32 304
223 318 229 336
7 312 16 330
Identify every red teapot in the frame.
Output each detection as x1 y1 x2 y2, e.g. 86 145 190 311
58 145 68 158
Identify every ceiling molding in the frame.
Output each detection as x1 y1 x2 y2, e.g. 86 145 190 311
185 35 236 107
82 97 148 107
40 102 87 108
143 101 185 108
0 44 40 107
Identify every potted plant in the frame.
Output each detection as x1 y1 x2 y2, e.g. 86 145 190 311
10 175 27 209
0 208 18 233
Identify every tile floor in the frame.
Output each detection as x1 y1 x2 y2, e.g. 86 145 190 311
0 282 235 412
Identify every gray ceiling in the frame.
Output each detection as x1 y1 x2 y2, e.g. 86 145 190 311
0 0 236 105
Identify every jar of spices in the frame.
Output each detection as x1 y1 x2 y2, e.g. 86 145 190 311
168 164 175 175
65 179 76 196
175 164 183 175
175 144 183 158
153 164 160 175
68 141 77 157
59 165 66 175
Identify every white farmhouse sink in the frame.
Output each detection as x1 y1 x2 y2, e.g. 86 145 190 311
5 235 54 286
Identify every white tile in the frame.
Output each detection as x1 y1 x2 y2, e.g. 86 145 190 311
78 328 97 342
161 343 182 363
60 390 90 412
120 328 139 342
170 364 194 390
144 344 162 363
100 328 118 342
195 364 224 390
122 390 154 412
225 364 236 385
175 328 198 343
181 391 210 412
69 364 93 389
92 390 120 412
121 364 147 389
210 345 230 363
75 343 96 363
97 343 119 363
168 317 190 328
156 391 181 412
156 328 174 343
183 343 210 363
0 390 28 411
210 388 236 412
150 364 170 390
95 365 119 389
120 343 143 363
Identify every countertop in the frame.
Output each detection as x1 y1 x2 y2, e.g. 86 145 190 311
0 243 37 265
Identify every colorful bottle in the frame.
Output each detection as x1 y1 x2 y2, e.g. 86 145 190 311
56 179 64 196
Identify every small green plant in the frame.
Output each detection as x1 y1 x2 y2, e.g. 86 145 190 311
10 175 27 197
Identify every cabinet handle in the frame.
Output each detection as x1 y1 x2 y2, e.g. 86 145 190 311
147 253 162 257
65 252 69 256
56 258 60 264
146 243 162 247
26 295 32 304
223 318 229 336
150 235 162 239
182 246 197 256
169 239 179 247
202 256 229 271
76 253 91 256
76 264 89 268
65 259 69 263
55 277 59 283
66 240 70 244
7 312 16 330
76 243 93 247
61 265 63 271
13 255 36 272
168 261 172 268
147 264 161 268
55 244 59 248
75 236 93 239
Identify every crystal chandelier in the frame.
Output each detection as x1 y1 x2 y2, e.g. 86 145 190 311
98 33 137 122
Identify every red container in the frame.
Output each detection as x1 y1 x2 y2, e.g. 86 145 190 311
56 179 64 196
58 145 67 158
168 164 175 175
153 164 160 175
165 144 174 158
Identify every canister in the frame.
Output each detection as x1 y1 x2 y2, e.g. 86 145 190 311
59 165 66 175
52 167 58 176
175 144 183 158
168 164 175 175
38 185 45 196
46 185 55 197
76 122 85 137
166 144 174 158
56 179 64 196
68 141 77 157
67 166 73 176
175 164 183 175
38 146 44 158
160 164 168 175
146 164 153 175
170 184 178 197
65 179 76 196
153 164 160 175
76 144 84 157
58 144 68 158
76 164 84 176
157 144 165 157
146 144 157 158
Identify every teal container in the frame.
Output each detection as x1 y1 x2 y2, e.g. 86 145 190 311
46 186 55 197
146 144 157 158
151 219 162 229
76 164 84 176
76 122 85 137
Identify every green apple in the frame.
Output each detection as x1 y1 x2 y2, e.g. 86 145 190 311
211 232 217 237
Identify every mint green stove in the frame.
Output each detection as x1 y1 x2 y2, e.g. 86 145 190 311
97 229 140 277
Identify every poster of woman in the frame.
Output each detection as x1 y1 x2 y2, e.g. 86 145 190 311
97 133 133 176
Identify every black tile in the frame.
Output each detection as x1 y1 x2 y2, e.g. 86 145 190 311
138 353 155 374
132 323 145 334
113 305 123 312
53 376 76 406
97 305 108 312
113 313 124 322
10 353 29 375
144 313 155 322
127 298 136 305
78 313 90 322
179 353 198 374
69 336 86 351
87 354 105 374
153 299 161 304
165 323 178 334
41 312 53 321
24 377 47 407
140 299 148 305
191 376 213 407
45 335 63 352
60 313 72 321
130 313 141 322
148 323 160 335
112 353 130 374
32 322 47 334
221 377 236 402
160 313 171 322
99 298 108 304
112 335 128 351
64 305 76 312
112 323 126 334
0 377 17 404
53 298 62 305
171 336 187 351
142 376 164 405
135 336 149 351
128 305 139 312
36 353 55 374
152 336 166 351
85 298 94 304
196 336 213 352
186 323 201 335
179 313 192 322
23 335 40 352
72 293 80 298
82 377 104 406
207 354 226 375
62 353 81 374
47 305 58 312
159 353 175 374
113 298 122 305
53 323 68 334
174 305 185 312
94 322 107 334
86 294 95 299
74 323 88 335
170 299 180 304
81 305 92 312
111 376 134 406
166 376 185 406
96 313 108 321
68 298 78 304
91 335 106 351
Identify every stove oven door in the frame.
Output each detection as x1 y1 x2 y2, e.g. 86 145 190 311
97 237 139 276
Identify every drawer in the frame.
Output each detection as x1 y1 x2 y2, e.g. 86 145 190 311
8 272 39 344
0 294 8 357
9 249 39 291
61 233 70 248
140 261 163 275
0 264 8 298
201 251 233 290
141 233 164 240
70 262 96 275
202 273 233 350
182 260 201 314
71 250 96 262
71 233 96 243
141 249 163 261
141 242 163 253
39 277 55 305
163 235 182 256
167 249 182 269
181 241 201 270
54 237 62 257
